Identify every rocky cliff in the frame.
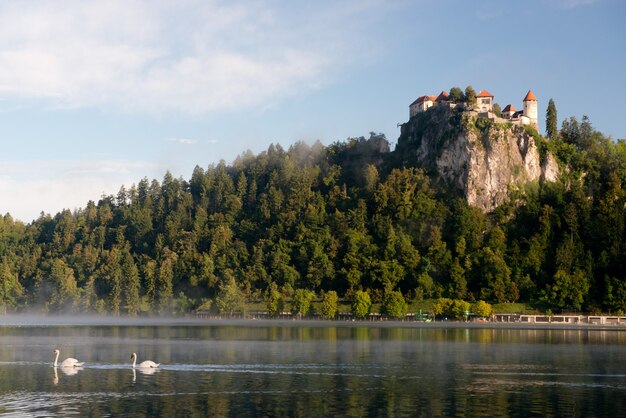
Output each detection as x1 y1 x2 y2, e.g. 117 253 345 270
396 105 559 212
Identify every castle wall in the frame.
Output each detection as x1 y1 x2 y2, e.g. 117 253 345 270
420 101 433 112
523 100 538 128
478 97 493 112
410 100 434 118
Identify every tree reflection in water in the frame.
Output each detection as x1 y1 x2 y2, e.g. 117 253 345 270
0 322 624 417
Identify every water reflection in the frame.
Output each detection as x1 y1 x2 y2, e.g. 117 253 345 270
132 366 160 383
137 366 159 375
59 366 83 376
52 365 83 385
0 322 624 417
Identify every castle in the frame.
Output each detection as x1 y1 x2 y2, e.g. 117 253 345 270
409 89 538 129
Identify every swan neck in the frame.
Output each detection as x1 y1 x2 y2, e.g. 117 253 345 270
54 351 59 367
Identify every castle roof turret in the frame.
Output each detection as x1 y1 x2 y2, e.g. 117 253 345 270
477 90 494 98
523 90 537 101
502 104 517 112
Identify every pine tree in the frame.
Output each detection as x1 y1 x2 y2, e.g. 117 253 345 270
449 87 463 103
122 249 141 316
546 98 558 139
464 86 477 106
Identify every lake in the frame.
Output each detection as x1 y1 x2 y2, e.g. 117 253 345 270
0 317 625 417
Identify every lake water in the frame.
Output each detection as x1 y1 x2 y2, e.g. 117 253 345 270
0 318 625 417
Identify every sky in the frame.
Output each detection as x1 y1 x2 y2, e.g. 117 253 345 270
0 0 624 222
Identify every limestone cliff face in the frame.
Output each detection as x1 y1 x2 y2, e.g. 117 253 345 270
397 105 559 212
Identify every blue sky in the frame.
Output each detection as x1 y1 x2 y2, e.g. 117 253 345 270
0 0 624 222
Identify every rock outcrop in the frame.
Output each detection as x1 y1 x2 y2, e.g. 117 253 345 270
396 105 559 212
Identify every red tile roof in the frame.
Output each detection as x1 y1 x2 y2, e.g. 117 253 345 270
411 95 435 106
523 90 537 101
435 91 449 102
502 104 517 112
477 90 494 98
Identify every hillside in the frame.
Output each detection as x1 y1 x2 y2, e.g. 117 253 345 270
0 110 625 316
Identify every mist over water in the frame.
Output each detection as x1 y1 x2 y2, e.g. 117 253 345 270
0 314 207 327
0 321 625 416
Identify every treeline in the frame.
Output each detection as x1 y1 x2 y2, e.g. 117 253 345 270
0 116 625 316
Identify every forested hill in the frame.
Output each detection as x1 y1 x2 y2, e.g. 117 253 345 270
1 113 626 316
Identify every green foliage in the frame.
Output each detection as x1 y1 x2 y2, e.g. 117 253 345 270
215 275 245 315
449 87 464 103
464 86 477 106
291 288 315 316
122 250 141 316
492 103 502 117
415 273 435 300
474 116 491 131
173 291 194 316
382 290 408 318
546 98 558 139
544 269 589 310
477 247 512 303
266 282 284 316
46 258 80 313
0 261 22 312
433 298 469 319
351 290 372 319
448 258 467 299
450 299 471 319
432 298 452 317
473 300 492 317
320 290 339 319
196 298 213 312
0 112 625 317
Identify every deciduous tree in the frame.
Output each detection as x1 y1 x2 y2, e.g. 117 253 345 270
291 288 315 317
382 290 408 319
215 273 245 316
321 290 338 319
351 290 371 319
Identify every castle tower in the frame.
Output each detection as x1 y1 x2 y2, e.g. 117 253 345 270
477 90 494 112
523 90 538 129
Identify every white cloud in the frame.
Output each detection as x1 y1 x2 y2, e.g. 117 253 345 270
167 138 197 145
0 0 381 114
0 159 162 222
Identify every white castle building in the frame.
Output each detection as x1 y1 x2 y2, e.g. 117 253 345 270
409 89 538 129
409 91 448 116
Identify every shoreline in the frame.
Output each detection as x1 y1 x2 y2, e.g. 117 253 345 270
1 314 626 331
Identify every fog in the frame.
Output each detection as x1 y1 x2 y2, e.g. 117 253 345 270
0 314 210 327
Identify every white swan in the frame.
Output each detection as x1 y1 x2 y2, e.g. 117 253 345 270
131 352 160 369
53 349 84 368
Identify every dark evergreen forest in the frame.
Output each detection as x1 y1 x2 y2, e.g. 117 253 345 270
1 114 625 316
